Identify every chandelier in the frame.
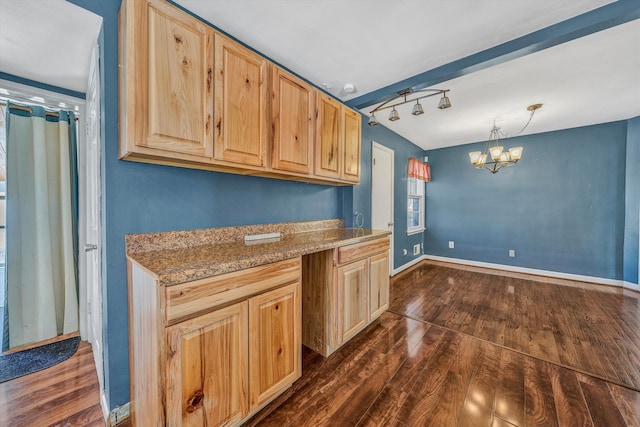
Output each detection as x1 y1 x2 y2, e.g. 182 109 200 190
368 88 451 126
468 103 542 174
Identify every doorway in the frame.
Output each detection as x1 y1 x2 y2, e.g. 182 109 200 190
0 77 101 382
371 142 394 273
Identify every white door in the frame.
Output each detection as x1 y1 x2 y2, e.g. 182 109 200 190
79 43 104 401
371 142 394 273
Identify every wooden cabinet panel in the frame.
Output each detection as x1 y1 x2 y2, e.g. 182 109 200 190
337 259 369 345
214 34 268 167
369 251 390 321
271 67 315 174
120 0 214 159
338 237 391 265
315 93 343 179
302 238 390 357
249 282 301 409
165 258 301 324
342 107 361 182
166 301 249 427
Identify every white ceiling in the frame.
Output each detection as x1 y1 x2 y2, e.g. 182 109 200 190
368 19 640 149
0 0 102 93
1 0 638 150
176 0 615 101
174 0 640 149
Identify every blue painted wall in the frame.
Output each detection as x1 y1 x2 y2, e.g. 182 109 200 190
55 0 638 413
624 116 640 284
425 121 628 280
354 117 427 270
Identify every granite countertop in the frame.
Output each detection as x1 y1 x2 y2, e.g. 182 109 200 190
126 221 390 286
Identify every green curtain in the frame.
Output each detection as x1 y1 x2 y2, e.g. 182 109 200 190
3 102 79 350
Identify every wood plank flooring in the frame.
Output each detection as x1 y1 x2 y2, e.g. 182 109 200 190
248 312 640 426
6 261 640 426
0 341 104 426
389 262 640 392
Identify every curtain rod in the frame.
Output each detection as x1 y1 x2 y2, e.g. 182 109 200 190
0 100 79 121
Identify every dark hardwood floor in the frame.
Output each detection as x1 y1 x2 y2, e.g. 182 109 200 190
249 311 640 426
250 262 640 426
388 262 640 392
0 340 104 426
5 261 640 426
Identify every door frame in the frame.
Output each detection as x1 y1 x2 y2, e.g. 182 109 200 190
79 41 106 418
371 141 394 274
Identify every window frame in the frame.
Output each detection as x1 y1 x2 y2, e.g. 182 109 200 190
407 177 425 235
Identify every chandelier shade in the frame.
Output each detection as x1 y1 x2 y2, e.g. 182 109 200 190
469 104 541 174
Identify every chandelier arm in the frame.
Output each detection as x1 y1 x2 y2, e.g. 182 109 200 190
508 107 538 137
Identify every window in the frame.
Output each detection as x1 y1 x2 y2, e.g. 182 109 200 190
407 177 425 235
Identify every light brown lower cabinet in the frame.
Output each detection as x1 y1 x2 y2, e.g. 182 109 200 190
337 259 369 344
128 257 301 426
302 237 390 357
249 282 301 409
166 301 249 426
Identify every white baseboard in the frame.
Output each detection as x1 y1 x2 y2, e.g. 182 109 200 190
391 255 426 276
422 255 638 288
100 391 109 424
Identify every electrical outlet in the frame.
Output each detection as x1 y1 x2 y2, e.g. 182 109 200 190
413 244 420 255
403 249 407 255
509 249 516 257
448 241 455 249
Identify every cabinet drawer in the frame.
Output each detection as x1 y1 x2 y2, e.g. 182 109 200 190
338 237 390 265
166 257 301 324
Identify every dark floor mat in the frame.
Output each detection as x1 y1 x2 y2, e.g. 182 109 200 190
0 336 81 383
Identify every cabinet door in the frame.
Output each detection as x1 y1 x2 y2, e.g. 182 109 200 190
369 252 390 320
214 34 269 167
132 0 214 158
337 259 369 344
249 282 301 409
271 67 315 174
166 301 248 427
315 93 343 179
342 107 361 182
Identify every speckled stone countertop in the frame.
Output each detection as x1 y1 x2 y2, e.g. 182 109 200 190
126 219 390 286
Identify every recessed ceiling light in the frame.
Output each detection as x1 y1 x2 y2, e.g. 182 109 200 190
321 83 332 90
343 83 356 94
28 96 45 103
0 88 9 95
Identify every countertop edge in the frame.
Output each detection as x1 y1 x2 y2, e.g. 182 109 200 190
128 229 391 287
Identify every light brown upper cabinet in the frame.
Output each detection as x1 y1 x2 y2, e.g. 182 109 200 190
342 108 362 183
119 0 214 161
213 34 269 168
119 0 362 185
315 93 362 183
315 93 343 180
270 67 315 175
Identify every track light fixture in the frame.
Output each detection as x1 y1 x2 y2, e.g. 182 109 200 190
388 107 400 121
411 100 424 116
368 88 451 126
